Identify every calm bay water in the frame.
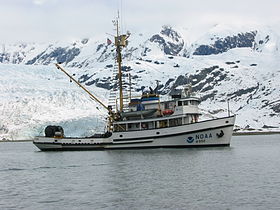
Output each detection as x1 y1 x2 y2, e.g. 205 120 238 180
0 135 280 210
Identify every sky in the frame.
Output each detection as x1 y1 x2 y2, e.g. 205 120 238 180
1 0 280 43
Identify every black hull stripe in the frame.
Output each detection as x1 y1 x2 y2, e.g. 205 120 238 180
37 144 230 151
34 140 153 146
113 124 234 142
34 142 110 146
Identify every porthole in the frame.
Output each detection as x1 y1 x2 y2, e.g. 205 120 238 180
226 121 229 123
156 132 160 134
120 135 123 137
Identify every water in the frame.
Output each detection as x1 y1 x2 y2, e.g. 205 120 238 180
0 135 280 210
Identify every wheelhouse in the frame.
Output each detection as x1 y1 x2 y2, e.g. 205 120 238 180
113 96 201 132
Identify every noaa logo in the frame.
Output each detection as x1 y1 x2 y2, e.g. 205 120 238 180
186 136 195 143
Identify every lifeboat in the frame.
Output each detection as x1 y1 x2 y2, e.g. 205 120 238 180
162 109 174 115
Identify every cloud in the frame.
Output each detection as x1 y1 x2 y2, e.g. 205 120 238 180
33 0 47 5
0 0 280 43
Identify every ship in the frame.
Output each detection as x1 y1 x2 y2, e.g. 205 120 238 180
33 18 236 151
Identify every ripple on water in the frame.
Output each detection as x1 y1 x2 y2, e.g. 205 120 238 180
0 136 280 209
0 168 26 172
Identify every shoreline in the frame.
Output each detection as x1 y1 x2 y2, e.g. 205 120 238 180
233 131 280 136
0 139 33 142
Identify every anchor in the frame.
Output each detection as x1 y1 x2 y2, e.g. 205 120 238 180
216 130 224 138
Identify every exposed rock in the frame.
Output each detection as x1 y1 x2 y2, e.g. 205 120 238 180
96 44 104 52
226 61 235 65
193 31 257 55
105 64 113 68
79 74 93 83
262 125 278 128
272 103 280 113
81 38 89 44
121 66 132 72
227 85 259 99
150 26 184 55
26 47 80 65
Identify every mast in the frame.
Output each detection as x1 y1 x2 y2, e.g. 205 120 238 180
113 15 129 112
129 73 132 102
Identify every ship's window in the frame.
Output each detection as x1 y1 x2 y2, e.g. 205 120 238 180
183 101 188 106
167 102 175 109
190 100 198 105
190 100 195 105
119 135 123 137
226 121 229 123
148 122 155 129
175 118 182 126
127 123 140 131
183 117 189 124
169 119 175 127
169 118 182 127
158 120 168 128
141 123 149 130
178 101 182 106
156 132 160 134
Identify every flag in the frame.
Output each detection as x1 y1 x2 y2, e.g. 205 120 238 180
107 38 112 45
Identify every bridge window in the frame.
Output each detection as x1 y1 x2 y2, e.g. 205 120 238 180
127 123 140 131
190 100 198 105
169 118 182 127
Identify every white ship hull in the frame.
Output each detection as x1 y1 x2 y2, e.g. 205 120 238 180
33 116 235 151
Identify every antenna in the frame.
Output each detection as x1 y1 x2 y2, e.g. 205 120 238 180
227 99 230 117
129 73 132 101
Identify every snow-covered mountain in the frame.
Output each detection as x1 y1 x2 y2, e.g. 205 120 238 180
1 24 279 140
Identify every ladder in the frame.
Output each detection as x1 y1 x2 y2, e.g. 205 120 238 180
108 63 130 112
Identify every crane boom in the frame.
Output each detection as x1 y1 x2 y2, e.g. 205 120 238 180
55 64 112 114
